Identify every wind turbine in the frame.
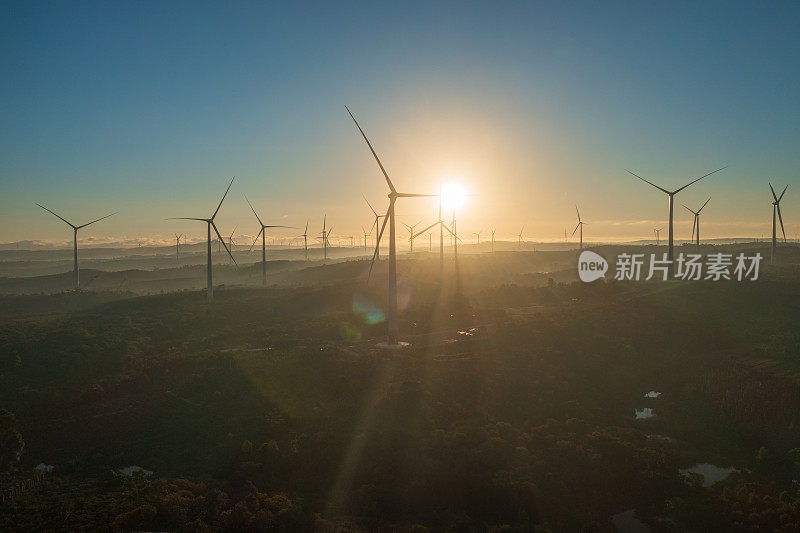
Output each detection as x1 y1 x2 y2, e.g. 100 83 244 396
474 229 482 247
364 196 385 260
170 177 236 299
35 204 116 290
627 167 725 268
518 227 524 248
174 233 183 262
361 225 370 253
653 227 662 246
769 183 789 263
414 189 456 277
318 216 333 261
403 220 422 253
491 229 496 253
298 221 309 261
246 196 292 286
347 106 436 347
682 197 710 250
571 206 585 249
227 225 238 263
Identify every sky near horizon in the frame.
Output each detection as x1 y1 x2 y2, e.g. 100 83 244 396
1 1 799 247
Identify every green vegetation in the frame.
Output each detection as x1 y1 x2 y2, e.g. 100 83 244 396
1 250 799 530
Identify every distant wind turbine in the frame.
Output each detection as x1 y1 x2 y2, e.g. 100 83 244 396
361 225 370 253
491 229 496 253
414 188 456 277
246 196 292 285
227 225 238 263
769 183 789 263
403 220 422 253
571 206 586 249
518 227 524 248
364 196 385 260
347 106 436 347
653 227 663 246
627 167 725 268
298 221 309 261
35 203 117 290
318 215 333 261
174 233 183 262
474 229 482 247
682 197 710 250
170 177 236 299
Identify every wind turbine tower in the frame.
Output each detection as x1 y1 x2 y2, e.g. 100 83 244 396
571 206 585 249
682 197 710 251
627 167 725 268
175 233 183 262
246 196 292 285
347 106 436 347
170 177 236 299
299 222 309 261
35 204 116 290
769 183 789 263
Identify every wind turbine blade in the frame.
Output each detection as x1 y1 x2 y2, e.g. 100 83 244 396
363 195 379 217
777 205 787 242
76 212 117 229
778 184 789 203
211 176 235 220
673 166 726 194
263 225 295 229
415 221 438 237
249 227 264 253
35 203 76 229
682 204 697 215
169 217 207 221
697 197 711 213
575 205 581 222
571 222 580 237
442 221 458 239
304 221 308 235
245 195 264 226
769 183 778 202
626 169 670 194
212 222 237 264
396 193 438 198
367 209 390 281
346 106 396 193
691 216 696 241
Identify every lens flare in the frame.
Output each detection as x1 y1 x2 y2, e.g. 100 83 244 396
352 293 386 324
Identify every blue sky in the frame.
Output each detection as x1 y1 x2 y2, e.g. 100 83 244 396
1 1 798 245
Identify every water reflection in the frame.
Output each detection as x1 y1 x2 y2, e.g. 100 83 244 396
679 463 737 487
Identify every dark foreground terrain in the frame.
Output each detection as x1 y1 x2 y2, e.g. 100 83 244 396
1 250 799 531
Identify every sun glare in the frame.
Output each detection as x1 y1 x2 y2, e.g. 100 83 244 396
441 182 467 211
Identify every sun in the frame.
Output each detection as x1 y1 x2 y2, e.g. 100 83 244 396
441 182 467 211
